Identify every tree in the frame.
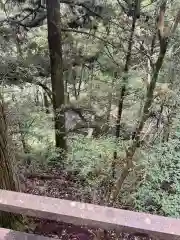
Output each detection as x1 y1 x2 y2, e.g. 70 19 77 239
46 0 67 151
0 98 21 228
110 1 180 203
113 0 140 178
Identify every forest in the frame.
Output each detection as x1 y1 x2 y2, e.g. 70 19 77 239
0 0 180 238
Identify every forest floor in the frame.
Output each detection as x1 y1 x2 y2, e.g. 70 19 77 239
21 167 152 240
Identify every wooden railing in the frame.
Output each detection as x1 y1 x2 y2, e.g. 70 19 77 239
0 190 180 240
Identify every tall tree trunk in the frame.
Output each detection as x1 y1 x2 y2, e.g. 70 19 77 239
112 1 138 178
46 0 67 151
0 100 21 228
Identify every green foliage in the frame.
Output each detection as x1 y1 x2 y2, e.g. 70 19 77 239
66 135 123 187
21 144 62 171
134 138 180 217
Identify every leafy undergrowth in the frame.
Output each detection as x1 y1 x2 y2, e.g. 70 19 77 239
134 139 180 218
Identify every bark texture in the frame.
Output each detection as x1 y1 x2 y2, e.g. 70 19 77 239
46 0 67 151
0 101 20 228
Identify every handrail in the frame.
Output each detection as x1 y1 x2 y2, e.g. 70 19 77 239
0 190 180 240
0 228 56 240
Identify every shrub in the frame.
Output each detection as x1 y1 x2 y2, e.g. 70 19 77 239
66 135 123 187
134 138 180 217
